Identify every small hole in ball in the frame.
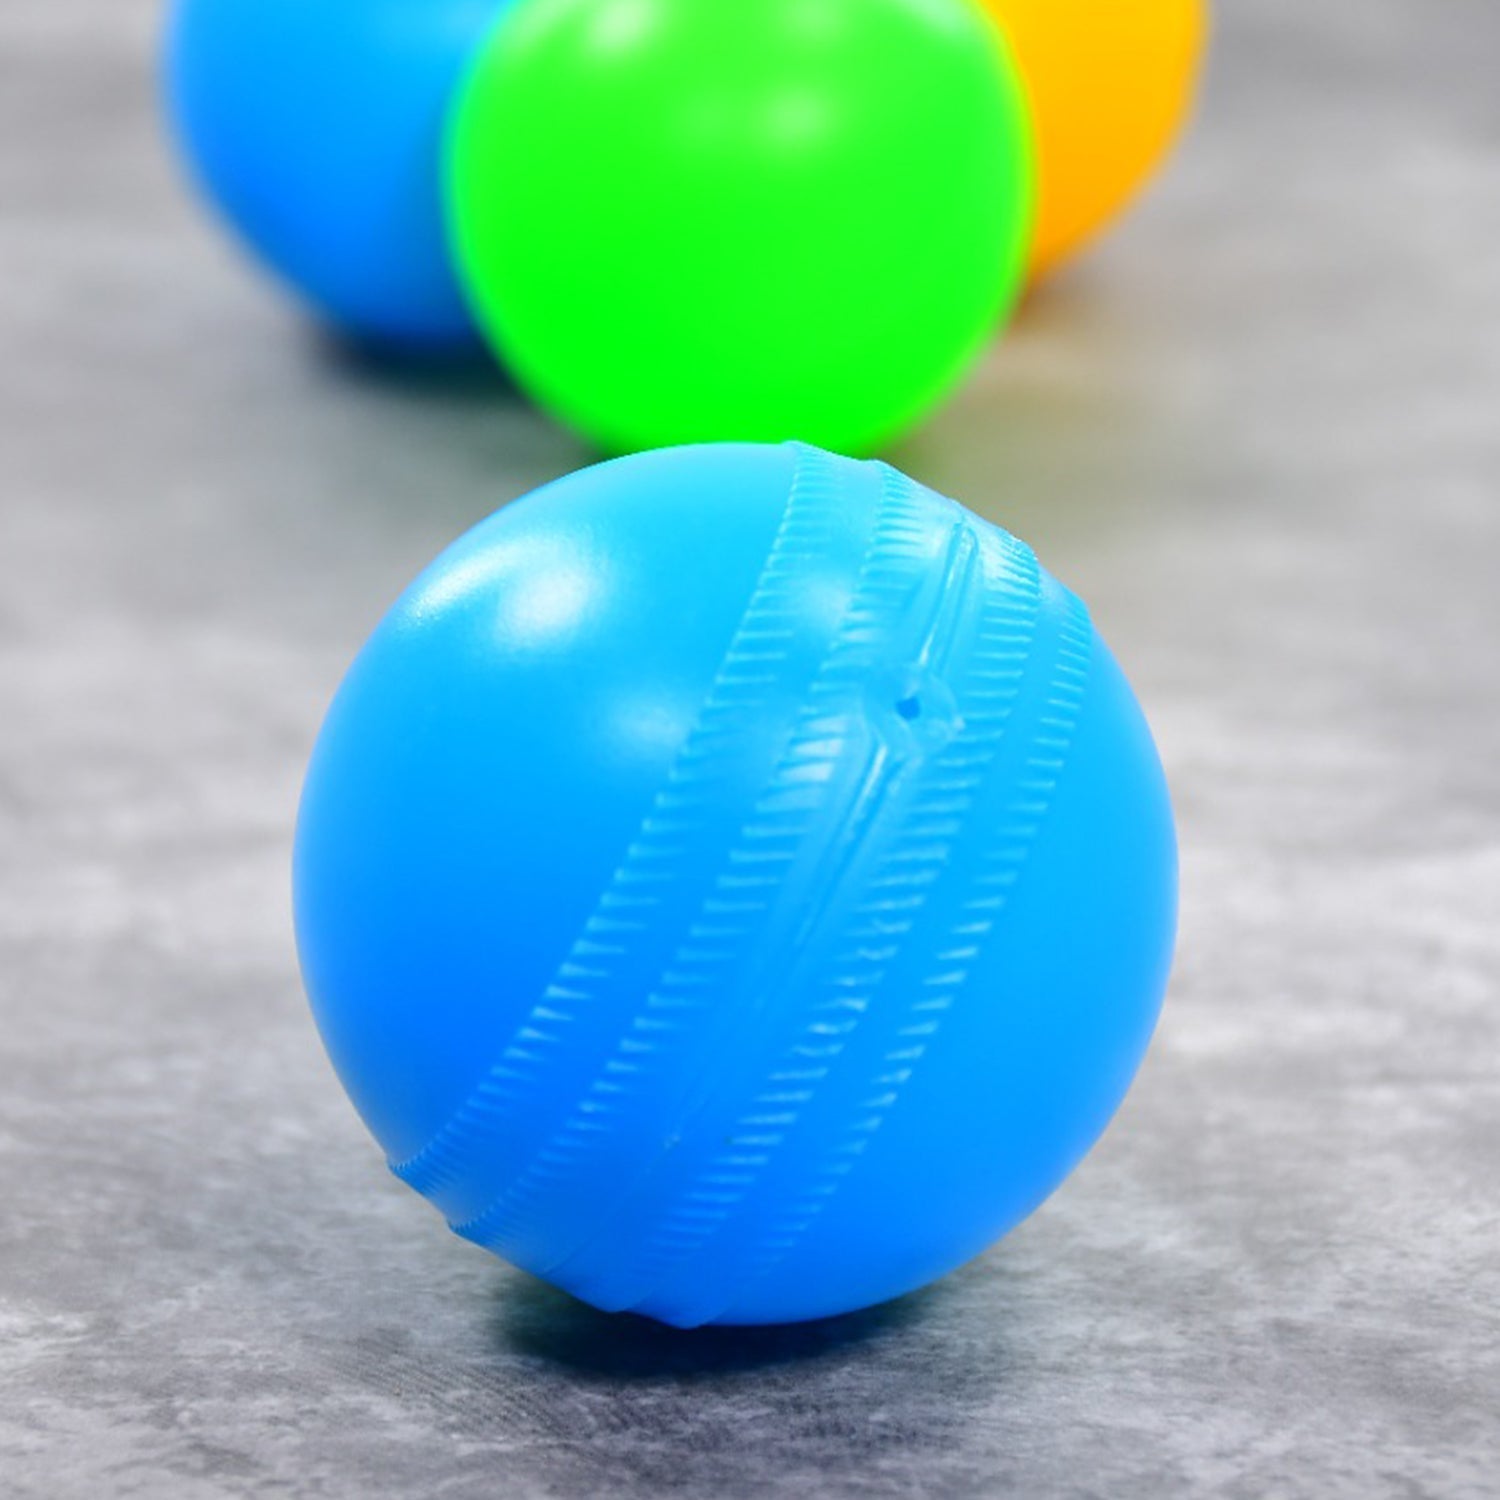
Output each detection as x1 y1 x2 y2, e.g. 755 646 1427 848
895 694 922 722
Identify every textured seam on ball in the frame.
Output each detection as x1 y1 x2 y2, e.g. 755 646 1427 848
535 478 1085 1325
389 444 852 1220
444 452 928 1271
523 465 988 1310
385 449 1103 1328
569 492 989 1310
657 532 1082 1327
610 516 1098 1326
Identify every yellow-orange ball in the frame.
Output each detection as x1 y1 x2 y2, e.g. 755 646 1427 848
980 0 1208 279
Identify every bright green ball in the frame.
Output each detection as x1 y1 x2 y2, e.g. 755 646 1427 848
446 0 1034 456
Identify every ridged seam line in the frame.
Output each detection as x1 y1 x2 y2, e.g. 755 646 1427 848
668 571 1096 1326
551 472 1039 1319
450 453 929 1268
606 506 1058 1322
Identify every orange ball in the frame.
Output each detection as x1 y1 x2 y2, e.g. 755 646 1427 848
980 0 1208 278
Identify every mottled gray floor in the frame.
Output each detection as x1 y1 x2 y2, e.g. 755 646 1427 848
3 2 1498 1496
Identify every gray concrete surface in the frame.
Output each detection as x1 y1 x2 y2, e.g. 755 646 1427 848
2 1 1498 1495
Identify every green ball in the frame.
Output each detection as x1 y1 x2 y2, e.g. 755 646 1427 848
446 0 1034 455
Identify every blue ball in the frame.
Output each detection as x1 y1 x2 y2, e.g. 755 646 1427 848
294 444 1178 1327
164 0 512 348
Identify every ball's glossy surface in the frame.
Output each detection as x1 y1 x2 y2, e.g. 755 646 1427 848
980 0 1207 278
294 444 1177 1327
445 0 1034 455
164 0 511 347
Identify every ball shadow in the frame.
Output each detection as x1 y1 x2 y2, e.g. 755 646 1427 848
490 1272 944 1380
1008 256 1116 330
306 323 527 410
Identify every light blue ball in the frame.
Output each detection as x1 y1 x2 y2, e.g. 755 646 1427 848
164 0 512 348
294 444 1178 1327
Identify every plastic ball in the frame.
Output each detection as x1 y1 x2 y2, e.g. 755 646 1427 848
294 443 1177 1328
979 0 1207 279
164 0 512 347
444 0 1034 456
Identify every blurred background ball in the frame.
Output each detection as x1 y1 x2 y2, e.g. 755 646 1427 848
165 0 511 348
294 443 1178 1328
980 0 1208 279
445 0 1034 456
